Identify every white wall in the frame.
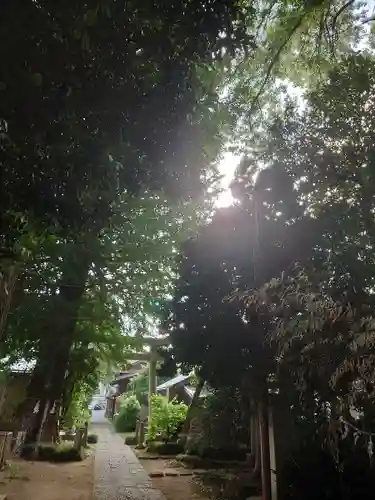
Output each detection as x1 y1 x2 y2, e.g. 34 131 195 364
93 382 107 397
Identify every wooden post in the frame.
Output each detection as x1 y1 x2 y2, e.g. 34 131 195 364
251 414 256 453
253 412 261 478
248 413 259 469
111 398 115 419
138 421 145 448
268 408 278 500
259 397 272 500
148 351 157 422
82 422 88 448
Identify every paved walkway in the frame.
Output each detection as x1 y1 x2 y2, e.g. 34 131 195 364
92 420 166 500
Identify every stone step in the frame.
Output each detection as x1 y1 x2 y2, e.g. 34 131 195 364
149 469 193 478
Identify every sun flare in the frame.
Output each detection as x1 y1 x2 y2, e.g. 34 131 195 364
215 152 240 208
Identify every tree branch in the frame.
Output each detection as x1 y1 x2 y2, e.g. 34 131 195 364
331 0 356 31
250 14 306 114
362 15 375 25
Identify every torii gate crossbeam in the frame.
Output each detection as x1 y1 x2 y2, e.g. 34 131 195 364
123 335 171 421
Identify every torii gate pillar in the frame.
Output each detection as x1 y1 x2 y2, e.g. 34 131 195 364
123 335 170 423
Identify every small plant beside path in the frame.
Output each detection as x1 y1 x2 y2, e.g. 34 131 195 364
147 395 187 444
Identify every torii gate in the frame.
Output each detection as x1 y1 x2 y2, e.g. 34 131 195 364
125 335 279 500
123 335 171 421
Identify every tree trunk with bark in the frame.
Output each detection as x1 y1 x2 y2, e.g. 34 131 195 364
180 378 204 448
22 246 90 453
0 264 18 339
251 411 261 477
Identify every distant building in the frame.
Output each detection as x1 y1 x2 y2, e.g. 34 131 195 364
156 374 209 404
95 382 107 398
105 361 147 418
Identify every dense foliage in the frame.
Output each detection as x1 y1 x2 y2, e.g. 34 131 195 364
0 0 257 446
242 56 375 462
114 395 140 433
166 157 316 391
166 51 375 497
2 0 375 495
184 388 251 458
147 395 188 443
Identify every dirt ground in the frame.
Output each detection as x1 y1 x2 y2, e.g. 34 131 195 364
139 457 210 500
151 474 208 500
0 455 94 500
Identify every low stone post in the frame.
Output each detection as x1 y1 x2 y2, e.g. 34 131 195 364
82 422 88 448
12 431 26 456
135 420 140 444
137 421 145 449
74 429 83 450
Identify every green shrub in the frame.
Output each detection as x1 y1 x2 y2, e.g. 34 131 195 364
87 434 98 444
202 388 251 448
146 441 184 455
147 395 188 442
22 442 83 462
50 442 84 462
114 395 140 432
63 381 94 429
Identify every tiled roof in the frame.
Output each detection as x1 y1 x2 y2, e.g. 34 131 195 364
156 374 190 391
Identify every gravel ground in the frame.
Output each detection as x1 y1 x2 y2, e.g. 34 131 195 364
92 421 166 500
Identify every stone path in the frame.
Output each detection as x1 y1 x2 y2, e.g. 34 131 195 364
92 421 166 500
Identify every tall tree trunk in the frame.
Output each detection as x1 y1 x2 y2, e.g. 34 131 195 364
29 398 50 457
60 377 76 427
52 403 61 443
181 378 204 446
24 246 90 451
0 264 18 339
181 378 204 447
252 411 261 478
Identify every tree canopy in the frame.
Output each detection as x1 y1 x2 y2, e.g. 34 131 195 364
2 1 375 482
165 54 375 491
0 0 258 445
